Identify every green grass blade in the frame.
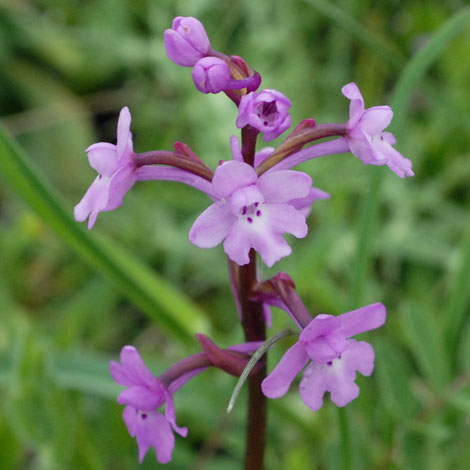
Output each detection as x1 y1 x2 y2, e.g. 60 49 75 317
0 124 209 345
303 0 403 68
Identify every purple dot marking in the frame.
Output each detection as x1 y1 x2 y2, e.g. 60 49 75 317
256 210 261 217
247 217 253 224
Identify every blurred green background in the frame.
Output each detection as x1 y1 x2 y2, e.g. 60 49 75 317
0 0 469 469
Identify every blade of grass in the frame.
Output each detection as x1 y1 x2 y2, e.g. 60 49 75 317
0 124 209 346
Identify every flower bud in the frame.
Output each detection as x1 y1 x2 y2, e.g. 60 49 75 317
192 57 231 94
237 89 292 142
164 16 211 67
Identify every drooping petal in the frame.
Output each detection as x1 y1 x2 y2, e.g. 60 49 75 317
119 346 160 387
116 107 132 159
341 82 365 126
236 92 255 128
359 106 393 136
264 203 308 239
223 220 254 265
189 200 235 248
262 342 309 398
105 163 136 211
257 170 312 203
136 411 175 464
304 332 347 364
164 391 188 437
372 139 414 178
117 385 165 410
337 302 386 338
341 340 375 377
123 405 138 437
252 230 292 268
73 176 109 229
298 362 333 411
86 143 119 176
212 161 258 198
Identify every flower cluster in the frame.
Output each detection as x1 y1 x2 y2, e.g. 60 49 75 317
72 15 413 464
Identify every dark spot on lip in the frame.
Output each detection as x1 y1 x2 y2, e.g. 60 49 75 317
261 100 277 116
327 361 333 366
141 413 147 420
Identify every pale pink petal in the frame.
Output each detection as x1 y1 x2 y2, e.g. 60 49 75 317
381 131 396 145
119 346 159 387
252 231 292 268
229 186 264 213
304 332 347 364
372 139 414 178
136 411 175 464
116 107 132 158
164 391 188 437
123 405 138 437
359 106 393 136
298 362 332 411
337 303 386 338
118 385 164 410
300 314 340 342
110 361 134 386
86 143 119 176
189 200 235 248
223 220 253 265
342 82 364 126
105 164 136 211
262 342 309 398
264 203 308 238
73 176 108 229
230 135 243 161
347 129 376 164
257 170 312 203
212 161 257 198
341 340 375 377
236 92 255 128
263 114 291 142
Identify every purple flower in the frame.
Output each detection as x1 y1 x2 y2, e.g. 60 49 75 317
342 83 414 178
164 16 211 67
74 107 136 229
110 346 187 464
237 89 291 142
262 303 386 411
192 57 232 93
189 160 314 267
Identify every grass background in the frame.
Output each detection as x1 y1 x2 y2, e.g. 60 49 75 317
0 0 469 469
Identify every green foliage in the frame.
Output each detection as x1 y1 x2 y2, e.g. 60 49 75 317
0 0 469 469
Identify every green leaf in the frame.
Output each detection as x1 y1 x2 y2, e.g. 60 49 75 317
400 304 450 391
0 124 209 346
375 338 418 420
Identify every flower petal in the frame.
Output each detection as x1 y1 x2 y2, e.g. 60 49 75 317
105 163 136 211
359 106 393 136
230 135 244 162
118 385 164 410
164 391 188 437
300 314 340 342
337 302 386 338
347 129 376 165
264 203 308 238
299 362 332 411
212 161 258 198
223 220 253 265
189 200 235 248
119 346 160 387
73 176 108 229
288 186 330 217
372 139 414 178
86 143 119 176
123 405 138 437
117 107 132 159
136 411 175 464
341 82 364 126
257 170 312 203
262 342 308 398
254 146 275 167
